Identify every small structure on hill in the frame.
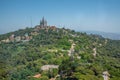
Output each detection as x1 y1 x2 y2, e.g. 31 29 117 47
9 34 15 42
34 17 48 31
102 71 110 80
15 36 21 42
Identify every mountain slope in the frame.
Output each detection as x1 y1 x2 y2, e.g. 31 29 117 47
0 26 120 80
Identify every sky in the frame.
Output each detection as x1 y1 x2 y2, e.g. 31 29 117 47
0 0 120 34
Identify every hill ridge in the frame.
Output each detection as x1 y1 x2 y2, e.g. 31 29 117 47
0 23 120 80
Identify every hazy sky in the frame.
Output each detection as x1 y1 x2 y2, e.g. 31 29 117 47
0 0 120 34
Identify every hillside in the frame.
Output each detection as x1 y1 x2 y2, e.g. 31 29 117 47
0 25 120 80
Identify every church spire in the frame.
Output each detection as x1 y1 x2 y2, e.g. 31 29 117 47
40 16 47 27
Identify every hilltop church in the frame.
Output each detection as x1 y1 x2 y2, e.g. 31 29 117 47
34 17 57 32
40 17 47 27
34 17 48 31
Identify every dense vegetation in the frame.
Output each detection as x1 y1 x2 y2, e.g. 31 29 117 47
0 27 120 80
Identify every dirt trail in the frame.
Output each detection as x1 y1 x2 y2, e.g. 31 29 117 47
93 48 97 57
32 74 41 78
68 43 75 56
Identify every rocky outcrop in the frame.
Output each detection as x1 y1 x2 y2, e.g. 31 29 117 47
41 65 59 71
102 71 110 80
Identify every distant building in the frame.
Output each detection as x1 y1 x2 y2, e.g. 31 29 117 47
15 36 21 42
50 26 56 31
1 38 10 43
31 32 38 36
34 17 48 31
6 38 10 43
24 33 32 40
9 34 15 42
21 36 25 40
25 33 29 37
40 17 47 28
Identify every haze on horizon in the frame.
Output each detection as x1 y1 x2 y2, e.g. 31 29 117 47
0 0 120 34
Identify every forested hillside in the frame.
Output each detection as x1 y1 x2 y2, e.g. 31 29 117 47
0 26 120 80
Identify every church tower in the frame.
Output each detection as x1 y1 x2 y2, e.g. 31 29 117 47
40 17 47 27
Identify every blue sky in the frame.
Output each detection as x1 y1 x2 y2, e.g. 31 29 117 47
0 0 120 34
